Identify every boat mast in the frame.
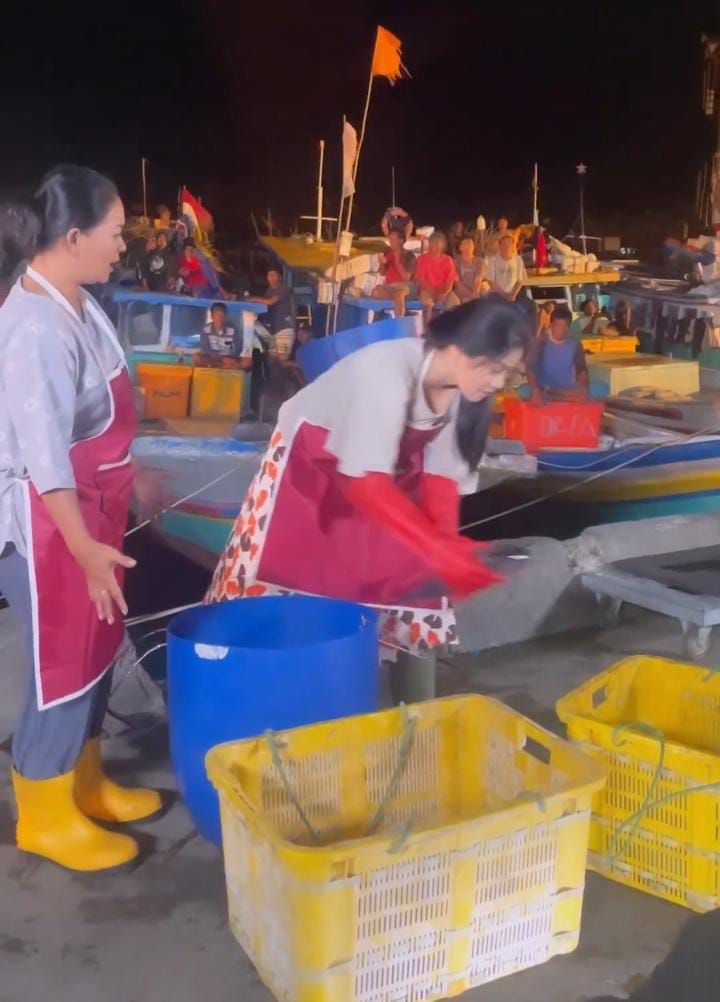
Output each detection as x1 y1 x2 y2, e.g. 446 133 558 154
701 35 720 227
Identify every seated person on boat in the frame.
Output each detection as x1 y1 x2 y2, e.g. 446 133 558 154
193 302 251 370
372 229 417 317
523 304 604 404
415 232 460 324
570 299 608 340
453 236 485 304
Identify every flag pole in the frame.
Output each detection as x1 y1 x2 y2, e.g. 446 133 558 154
141 157 149 219
344 62 376 233
316 140 325 241
532 163 539 227
326 117 350 335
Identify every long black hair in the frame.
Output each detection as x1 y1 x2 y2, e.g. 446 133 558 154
426 295 532 470
0 164 118 277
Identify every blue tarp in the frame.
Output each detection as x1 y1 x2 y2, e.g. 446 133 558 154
297 316 416 382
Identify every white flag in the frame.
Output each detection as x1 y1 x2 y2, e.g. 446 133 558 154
342 120 358 198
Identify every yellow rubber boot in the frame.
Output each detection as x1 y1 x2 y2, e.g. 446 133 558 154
74 738 162 823
12 769 138 872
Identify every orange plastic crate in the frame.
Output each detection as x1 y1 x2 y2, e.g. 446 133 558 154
504 398 603 452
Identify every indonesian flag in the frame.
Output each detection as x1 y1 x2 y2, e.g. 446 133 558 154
371 26 409 85
181 188 214 235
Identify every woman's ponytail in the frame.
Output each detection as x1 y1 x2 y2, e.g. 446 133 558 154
0 198 41 277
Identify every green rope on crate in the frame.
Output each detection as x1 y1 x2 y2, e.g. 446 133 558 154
368 704 418 840
387 820 414 855
606 722 666 864
265 729 322 846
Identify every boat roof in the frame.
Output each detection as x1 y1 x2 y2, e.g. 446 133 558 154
113 290 266 314
262 236 620 286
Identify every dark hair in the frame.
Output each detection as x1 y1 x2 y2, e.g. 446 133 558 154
0 164 118 276
426 296 532 469
210 301 227 314
550 304 572 323
184 237 196 249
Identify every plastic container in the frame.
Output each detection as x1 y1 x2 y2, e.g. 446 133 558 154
207 695 605 1002
297 317 415 383
136 362 192 419
504 398 604 452
557 656 720 912
587 353 700 395
599 334 638 354
190 367 247 420
167 596 379 844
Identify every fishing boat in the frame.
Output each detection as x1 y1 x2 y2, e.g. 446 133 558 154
261 234 623 332
484 351 720 530
115 290 271 566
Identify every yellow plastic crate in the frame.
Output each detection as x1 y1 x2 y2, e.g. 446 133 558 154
206 695 605 1002
587 353 699 395
599 334 637 353
190 366 248 420
557 656 720 912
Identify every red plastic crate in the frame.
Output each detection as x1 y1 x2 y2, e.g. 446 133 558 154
504 398 603 452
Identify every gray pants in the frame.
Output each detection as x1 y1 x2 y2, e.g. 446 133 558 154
0 545 111 780
388 650 437 704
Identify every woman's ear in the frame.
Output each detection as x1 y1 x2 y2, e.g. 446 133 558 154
65 227 82 255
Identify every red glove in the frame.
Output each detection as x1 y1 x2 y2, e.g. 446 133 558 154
339 472 502 600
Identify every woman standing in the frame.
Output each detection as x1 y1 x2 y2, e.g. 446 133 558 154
208 297 530 701
0 165 160 872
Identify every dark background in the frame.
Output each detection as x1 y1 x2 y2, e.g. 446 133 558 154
1 0 719 248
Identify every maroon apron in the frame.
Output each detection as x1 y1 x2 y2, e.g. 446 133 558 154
257 421 449 609
21 272 136 709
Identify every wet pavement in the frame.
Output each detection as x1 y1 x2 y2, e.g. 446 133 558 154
0 602 708 1002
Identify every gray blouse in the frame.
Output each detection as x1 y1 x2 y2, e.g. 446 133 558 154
0 279 124 556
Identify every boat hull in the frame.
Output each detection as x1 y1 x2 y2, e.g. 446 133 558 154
131 436 265 569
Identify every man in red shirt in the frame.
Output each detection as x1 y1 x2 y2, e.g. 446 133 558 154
415 232 460 324
371 229 416 317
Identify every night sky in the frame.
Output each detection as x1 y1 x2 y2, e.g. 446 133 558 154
2 0 719 243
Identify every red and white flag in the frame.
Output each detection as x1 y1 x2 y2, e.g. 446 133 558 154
181 187 214 235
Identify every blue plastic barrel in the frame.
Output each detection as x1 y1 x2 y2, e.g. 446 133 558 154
167 596 379 844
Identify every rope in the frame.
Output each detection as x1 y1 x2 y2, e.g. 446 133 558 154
461 420 720 532
110 642 167 698
265 730 322 845
368 704 418 835
264 707 418 851
125 602 201 628
606 722 666 864
125 465 240 539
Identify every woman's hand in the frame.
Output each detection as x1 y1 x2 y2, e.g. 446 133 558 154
74 540 137 624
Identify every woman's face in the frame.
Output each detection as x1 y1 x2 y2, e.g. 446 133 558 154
450 346 524 402
72 197 126 283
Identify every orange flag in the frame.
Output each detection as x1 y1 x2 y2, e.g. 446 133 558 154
371 26 409 84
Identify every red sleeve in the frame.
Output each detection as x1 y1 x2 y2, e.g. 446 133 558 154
445 256 458 284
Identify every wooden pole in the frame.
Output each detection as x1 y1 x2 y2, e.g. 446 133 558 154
316 140 325 241
344 66 376 233
326 117 349 335
141 158 148 219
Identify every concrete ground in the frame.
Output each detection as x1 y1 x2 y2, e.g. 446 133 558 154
0 604 708 1002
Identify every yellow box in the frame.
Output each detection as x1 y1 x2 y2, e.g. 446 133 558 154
587 353 699 395
136 362 192 419
190 367 247 420
599 334 637 354
207 696 605 1002
557 656 720 912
